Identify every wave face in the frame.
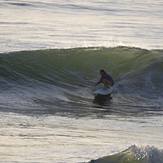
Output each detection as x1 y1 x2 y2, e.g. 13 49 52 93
0 47 163 116
89 145 163 163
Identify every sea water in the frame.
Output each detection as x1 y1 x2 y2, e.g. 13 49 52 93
0 1 163 163
0 0 163 53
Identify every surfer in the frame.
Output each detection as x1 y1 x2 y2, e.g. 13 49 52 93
96 69 114 87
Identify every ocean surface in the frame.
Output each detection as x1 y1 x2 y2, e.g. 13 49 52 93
0 1 163 163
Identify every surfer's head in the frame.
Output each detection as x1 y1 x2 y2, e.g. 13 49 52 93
100 69 106 75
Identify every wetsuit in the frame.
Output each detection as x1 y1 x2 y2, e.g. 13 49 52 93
99 74 114 87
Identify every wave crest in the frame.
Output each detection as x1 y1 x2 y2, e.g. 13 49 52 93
89 145 163 163
0 47 163 115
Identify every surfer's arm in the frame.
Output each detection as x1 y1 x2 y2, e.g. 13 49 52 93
95 77 102 86
95 81 100 86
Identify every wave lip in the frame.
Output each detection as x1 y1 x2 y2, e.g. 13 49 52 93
89 145 163 163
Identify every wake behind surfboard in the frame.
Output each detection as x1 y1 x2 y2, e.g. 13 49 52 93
93 87 113 105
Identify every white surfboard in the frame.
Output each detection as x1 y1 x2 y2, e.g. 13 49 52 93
94 87 113 95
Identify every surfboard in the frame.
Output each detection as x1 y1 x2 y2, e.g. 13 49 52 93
93 87 113 105
94 87 113 95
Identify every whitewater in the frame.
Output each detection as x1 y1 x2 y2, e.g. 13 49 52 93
0 1 163 163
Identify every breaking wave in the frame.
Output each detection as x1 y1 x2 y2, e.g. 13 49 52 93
88 145 163 163
0 46 163 116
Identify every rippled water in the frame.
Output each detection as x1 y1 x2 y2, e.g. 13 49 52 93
0 47 162 162
0 1 163 163
0 0 163 53
0 113 163 162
